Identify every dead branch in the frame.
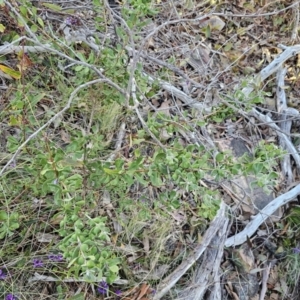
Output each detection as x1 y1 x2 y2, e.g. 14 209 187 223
276 67 287 113
0 79 106 176
28 272 128 285
291 1 299 42
243 44 300 97
279 108 299 185
0 43 51 55
261 44 300 81
225 183 300 247
259 263 271 300
250 108 300 173
276 67 295 184
107 122 126 162
179 214 229 300
153 201 228 300
145 73 210 113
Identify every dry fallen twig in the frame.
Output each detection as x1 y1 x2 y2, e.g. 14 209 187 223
259 262 271 300
28 272 128 285
250 108 300 173
0 79 106 176
179 214 229 300
291 1 299 42
225 183 300 247
153 201 228 300
276 66 295 184
242 44 300 97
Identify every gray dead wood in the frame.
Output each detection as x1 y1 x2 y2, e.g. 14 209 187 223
226 45 300 247
178 214 229 300
276 67 295 184
279 107 299 185
0 43 51 55
243 44 300 96
276 67 287 113
153 201 228 300
28 272 127 285
260 44 300 82
259 263 271 300
145 73 210 113
225 183 300 247
250 108 300 173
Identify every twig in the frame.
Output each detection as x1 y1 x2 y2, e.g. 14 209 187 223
136 49 205 89
279 108 298 185
276 67 287 113
180 214 229 300
0 43 51 55
260 44 300 82
28 272 128 285
107 122 126 162
225 183 300 247
291 2 300 42
207 221 229 300
213 2 299 18
0 79 106 176
153 201 228 300
243 44 300 97
276 67 295 184
250 108 300 173
259 263 271 300
3 1 126 97
131 78 165 149
145 73 210 113
103 0 136 107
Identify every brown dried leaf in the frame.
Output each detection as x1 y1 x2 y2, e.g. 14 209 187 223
136 283 150 300
60 130 70 143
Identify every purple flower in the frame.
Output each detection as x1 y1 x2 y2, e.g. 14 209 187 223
9 160 16 168
97 280 109 295
115 289 122 298
33 259 44 268
48 254 63 262
65 16 80 26
0 269 7 280
6 294 17 300
293 248 300 254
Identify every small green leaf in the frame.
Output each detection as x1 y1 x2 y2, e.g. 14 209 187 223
154 152 166 162
80 243 89 252
67 257 79 268
216 153 224 162
0 211 8 221
42 2 62 11
109 264 119 273
31 24 38 32
75 65 84 72
37 17 44 28
32 93 45 105
224 42 233 52
67 293 85 300
9 222 19 230
19 6 27 16
86 260 95 268
150 171 163 186
128 156 144 171
103 168 120 175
